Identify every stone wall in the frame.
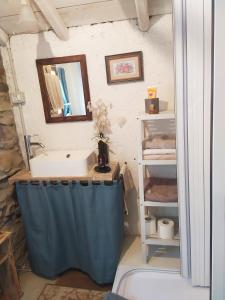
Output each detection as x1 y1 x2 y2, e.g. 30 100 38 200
0 52 26 266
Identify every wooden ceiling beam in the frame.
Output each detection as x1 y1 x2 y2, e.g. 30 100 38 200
0 0 172 36
0 27 9 46
33 0 69 40
135 0 150 32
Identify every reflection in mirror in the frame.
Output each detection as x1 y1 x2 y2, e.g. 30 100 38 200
36 55 92 123
43 63 86 117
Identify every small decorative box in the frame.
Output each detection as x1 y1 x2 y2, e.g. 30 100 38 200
145 98 159 114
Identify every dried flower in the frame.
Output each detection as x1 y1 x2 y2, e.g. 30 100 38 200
88 100 112 139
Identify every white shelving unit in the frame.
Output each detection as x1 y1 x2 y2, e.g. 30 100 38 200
144 201 178 208
141 160 177 166
137 112 180 264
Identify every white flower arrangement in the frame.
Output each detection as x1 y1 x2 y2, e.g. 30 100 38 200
87 99 112 140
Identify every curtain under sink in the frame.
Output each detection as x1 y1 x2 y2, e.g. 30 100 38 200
15 180 124 284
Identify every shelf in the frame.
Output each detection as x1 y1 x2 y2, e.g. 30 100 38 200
140 160 177 166
119 236 181 272
137 111 175 121
137 110 180 266
144 201 178 208
145 232 180 247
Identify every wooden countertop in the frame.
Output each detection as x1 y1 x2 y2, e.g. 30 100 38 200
8 162 119 184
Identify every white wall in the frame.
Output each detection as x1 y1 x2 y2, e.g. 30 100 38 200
9 15 174 234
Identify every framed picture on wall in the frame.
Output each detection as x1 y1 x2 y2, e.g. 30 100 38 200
105 51 144 84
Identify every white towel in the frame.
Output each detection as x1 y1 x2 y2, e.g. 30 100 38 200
143 148 176 155
44 72 64 113
120 163 135 215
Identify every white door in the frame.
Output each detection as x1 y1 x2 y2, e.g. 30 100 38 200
186 0 211 286
174 0 211 286
211 0 225 298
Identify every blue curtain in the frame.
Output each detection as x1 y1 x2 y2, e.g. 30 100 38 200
57 67 73 116
16 181 124 284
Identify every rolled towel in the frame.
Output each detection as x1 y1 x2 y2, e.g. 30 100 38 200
143 148 176 155
143 153 176 160
120 163 135 194
120 163 135 215
144 177 178 202
143 134 176 149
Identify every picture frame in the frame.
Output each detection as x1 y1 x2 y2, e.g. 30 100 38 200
105 51 144 84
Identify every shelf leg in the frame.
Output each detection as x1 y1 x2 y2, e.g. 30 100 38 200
142 243 149 263
147 244 151 261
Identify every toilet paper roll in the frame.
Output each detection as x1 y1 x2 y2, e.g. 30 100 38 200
145 215 157 235
158 218 174 239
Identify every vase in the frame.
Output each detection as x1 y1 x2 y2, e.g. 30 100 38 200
95 138 111 173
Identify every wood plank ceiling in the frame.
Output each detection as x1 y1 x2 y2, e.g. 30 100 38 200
0 0 172 36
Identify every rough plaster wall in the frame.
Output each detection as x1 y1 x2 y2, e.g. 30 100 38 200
9 15 174 234
0 52 26 265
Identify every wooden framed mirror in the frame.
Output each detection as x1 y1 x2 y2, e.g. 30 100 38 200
36 55 92 123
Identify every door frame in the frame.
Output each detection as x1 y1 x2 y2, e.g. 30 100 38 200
173 0 190 279
173 0 212 286
211 0 225 298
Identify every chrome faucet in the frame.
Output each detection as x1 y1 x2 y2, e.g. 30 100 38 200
24 135 45 169
30 141 45 149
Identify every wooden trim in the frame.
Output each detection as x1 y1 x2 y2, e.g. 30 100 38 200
134 0 150 31
8 169 92 183
0 0 172 16
36 54 92 123
33 0 69 41
105 51 144 84
0 0 172 36
8 163 119 184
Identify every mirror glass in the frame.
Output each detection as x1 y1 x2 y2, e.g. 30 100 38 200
36 55 92 123
43 62 86 117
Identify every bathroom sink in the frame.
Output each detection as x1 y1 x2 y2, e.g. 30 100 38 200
30 150 96 177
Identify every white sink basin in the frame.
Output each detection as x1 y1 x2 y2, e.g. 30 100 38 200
30 150 96 177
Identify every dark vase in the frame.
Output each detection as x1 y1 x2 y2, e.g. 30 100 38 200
95 139 111 173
